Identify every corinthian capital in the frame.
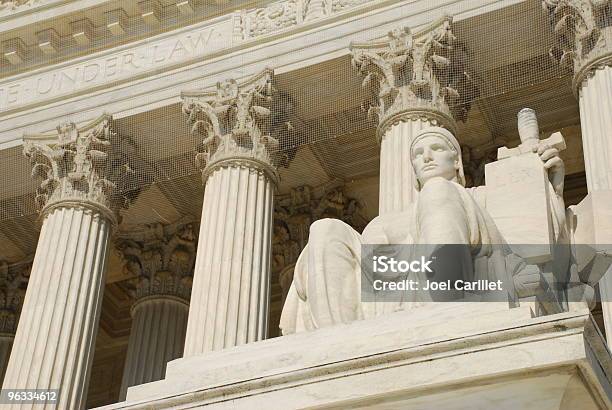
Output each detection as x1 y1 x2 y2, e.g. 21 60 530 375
0 260 29 335
543 0 612 89
350 16 475 139
23 114 127 222
181 69 284 180
116 222 197 303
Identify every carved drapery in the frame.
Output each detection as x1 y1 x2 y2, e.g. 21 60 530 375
543 0 612 91
350 16 475 139
544 1 612 346
273 182 367 300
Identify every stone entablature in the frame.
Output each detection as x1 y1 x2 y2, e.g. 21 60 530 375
0 0 393 117
0 0 260 71
0 0 61 17
0 0 523 148
237 0 374 39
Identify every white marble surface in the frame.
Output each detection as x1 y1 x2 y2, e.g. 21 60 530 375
183 164 275 356
576 62 612 347
2 206 111 410
119 297 189 400
379 119 431 214
98 303 611 409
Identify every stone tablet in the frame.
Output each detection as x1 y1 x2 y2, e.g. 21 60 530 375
485 152 554 263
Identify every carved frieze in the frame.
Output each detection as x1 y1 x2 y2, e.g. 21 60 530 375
350 16 477 139
543 0 612 89
0 260 29 335
237 0 373 39
23 115 129 221
182 69 290 178
116 222 197 304
0 0 38 13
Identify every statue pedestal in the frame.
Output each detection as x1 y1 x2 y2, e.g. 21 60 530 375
98 303 611 410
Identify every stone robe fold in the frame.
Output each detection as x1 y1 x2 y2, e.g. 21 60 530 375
280 179 520 335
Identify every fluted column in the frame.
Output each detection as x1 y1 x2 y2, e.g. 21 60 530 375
0 261 28 384
121 299 189 397
2 115 122 409
579 65 612 191
545 0 612 341
117 223 196 398
351 16 474 214
181 69 282 356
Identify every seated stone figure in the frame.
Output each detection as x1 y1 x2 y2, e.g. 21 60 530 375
280 126 567 335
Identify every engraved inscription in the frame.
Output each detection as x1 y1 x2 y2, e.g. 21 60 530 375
0 21 232 112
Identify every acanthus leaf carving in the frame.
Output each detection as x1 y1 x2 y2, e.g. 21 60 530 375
543 0 612 89
116 222 197 304
181 69 288 177
23 114 130 221
350 16 477 138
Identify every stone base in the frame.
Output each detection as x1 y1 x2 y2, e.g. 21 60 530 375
98 303 612 409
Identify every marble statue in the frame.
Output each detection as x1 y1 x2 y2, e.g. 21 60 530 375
280 111 568 334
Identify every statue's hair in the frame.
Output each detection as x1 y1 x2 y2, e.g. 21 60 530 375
410 126 466 189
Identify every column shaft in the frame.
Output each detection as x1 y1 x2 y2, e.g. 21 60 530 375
184 165 273 356
379 119 435 214
579 66 612 192
2 206 110 410
579 66 612 343
120 298 188 399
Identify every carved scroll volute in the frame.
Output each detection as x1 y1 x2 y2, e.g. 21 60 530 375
22 114 129 223
543 0 612 90
181 69 281 182
350 16 476 140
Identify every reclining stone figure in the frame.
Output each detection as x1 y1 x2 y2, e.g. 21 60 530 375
280 113 569 335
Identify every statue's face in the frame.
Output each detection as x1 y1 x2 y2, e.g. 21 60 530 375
412 135 458 186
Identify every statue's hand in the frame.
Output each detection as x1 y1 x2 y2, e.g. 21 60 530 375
536 142 565 196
